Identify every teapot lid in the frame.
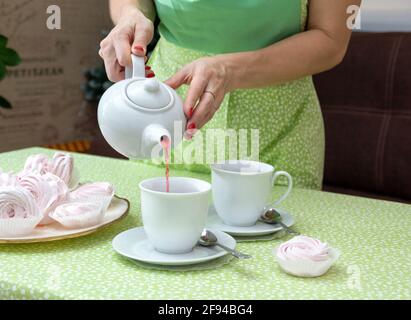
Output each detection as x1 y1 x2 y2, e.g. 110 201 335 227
125 78 172 110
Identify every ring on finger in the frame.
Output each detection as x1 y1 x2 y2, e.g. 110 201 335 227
204 90 216 101
203 90 218 110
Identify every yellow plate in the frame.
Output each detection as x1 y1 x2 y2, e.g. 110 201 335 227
0 195 130 244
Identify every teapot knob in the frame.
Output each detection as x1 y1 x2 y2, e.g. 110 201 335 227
144 78 160 92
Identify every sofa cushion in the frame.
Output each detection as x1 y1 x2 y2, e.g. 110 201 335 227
314 32 411 200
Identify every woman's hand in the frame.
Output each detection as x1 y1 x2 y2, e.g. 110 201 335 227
165 57 232 135
99 7 154 82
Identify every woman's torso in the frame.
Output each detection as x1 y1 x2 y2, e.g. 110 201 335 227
154 0 304 54
148 0 324 189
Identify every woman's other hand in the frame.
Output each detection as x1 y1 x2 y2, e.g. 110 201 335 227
99 7 154 82
165 57 232 136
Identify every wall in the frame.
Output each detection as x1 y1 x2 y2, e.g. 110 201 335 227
360 0 411 31
0 0 112 152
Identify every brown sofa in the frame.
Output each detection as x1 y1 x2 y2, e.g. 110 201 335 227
90 32 411 203
314 32 411 203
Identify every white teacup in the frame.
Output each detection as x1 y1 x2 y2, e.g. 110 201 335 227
139 177 211 254
211 160 292 227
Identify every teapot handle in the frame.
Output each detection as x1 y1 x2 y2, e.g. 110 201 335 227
125 54 145 79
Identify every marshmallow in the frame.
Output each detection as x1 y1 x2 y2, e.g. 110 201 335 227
275 235 340 277
22 154 49 175
20 152 80 190
0 186 42 236
18 172 68 225
70 182 114 211
49 152 74 185
50 201 105 229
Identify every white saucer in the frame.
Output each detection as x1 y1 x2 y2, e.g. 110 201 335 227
112 227 236 266
206 205 295 236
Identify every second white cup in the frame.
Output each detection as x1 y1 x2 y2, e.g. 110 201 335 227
211 160 292 227
139 177 211 254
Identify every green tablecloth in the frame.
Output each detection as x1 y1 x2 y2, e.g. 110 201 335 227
0 147 410 300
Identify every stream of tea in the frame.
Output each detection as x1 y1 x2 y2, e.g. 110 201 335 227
160 136 170 192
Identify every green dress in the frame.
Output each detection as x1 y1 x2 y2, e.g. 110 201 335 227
147 0 324 190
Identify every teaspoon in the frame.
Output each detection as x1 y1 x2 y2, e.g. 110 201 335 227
260 208 300 235
199 229 251 259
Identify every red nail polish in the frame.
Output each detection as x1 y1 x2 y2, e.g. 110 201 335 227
145 66 151 70
146 72 155 78
188 123 196 130
188 107 194 118
134 45 145 54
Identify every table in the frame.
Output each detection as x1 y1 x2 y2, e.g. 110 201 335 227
0 147 410 299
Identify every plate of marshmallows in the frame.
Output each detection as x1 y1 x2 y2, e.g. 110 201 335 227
0 152 129 243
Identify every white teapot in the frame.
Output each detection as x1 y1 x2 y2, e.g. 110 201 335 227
97 54 186 159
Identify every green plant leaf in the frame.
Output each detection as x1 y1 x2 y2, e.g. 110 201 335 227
0 96 12 109
0 35 7 47
0 61 6 80
0 47 21 66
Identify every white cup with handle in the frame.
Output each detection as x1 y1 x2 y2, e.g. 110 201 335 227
211 160 292 227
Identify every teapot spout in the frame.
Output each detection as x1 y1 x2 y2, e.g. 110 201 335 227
141 124 171 159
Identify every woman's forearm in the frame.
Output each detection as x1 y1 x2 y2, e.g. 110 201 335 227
222 29 348 91
109 0 156 24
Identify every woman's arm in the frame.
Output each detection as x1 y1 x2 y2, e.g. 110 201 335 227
166 0 361 132
224 0 362 90
109 0 156 24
